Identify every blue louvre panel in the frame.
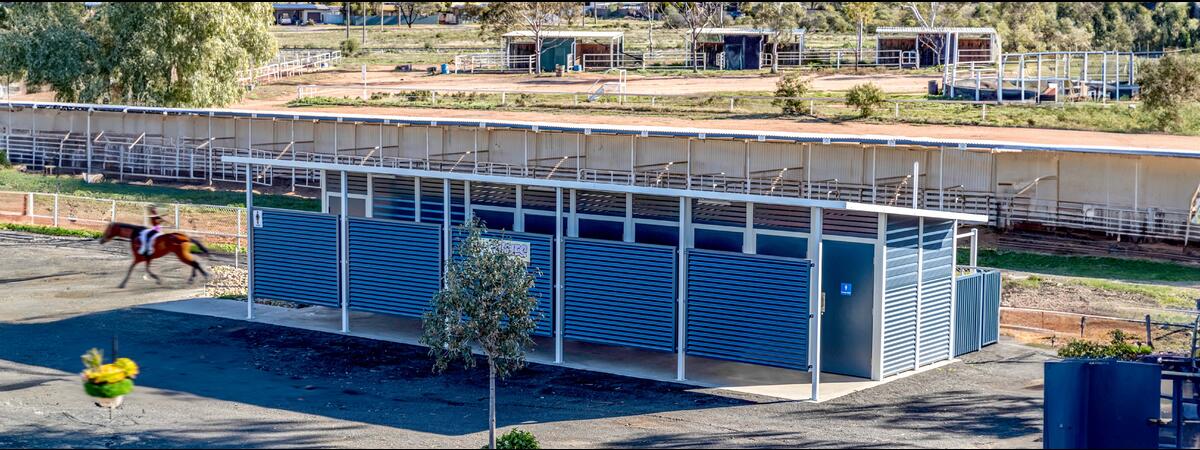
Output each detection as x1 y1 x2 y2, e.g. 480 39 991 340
882 216 920 376
252 208 340 308
347 217 442 318
563 238 676 352
919 219 955 366
452 229 554 337
419 179 466 224
982 270 1001 346
372 176 416 221
823 210 879 239
953 272 985 357
686 249 811 371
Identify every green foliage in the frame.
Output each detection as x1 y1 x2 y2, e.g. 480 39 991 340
83 378 134 398
421 218 539 378
1058 330 1153 361
0 149 9 168
0 168 318 210
484 429 541 450
0 2 277 107
773 71 810 115
845 83 886 117
959 247 1200 283
340 38 363 57
0 223 101 239
1138 54 1200 131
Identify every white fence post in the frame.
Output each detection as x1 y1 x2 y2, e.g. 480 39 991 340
52 193 59 227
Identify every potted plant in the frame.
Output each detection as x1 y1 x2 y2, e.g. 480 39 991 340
80 348 139 408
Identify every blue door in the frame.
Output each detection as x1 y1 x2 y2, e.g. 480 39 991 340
563 238 676 352
821 240 876 378
687 249 811 371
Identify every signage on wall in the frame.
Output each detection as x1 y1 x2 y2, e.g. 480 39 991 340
253 210 263 228
484 238 530 262
840 282 852 296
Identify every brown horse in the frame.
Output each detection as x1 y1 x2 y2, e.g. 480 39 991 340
99 222 210 288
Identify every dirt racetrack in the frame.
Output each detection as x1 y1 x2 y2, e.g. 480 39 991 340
237 101 1199 152
285 67 940 95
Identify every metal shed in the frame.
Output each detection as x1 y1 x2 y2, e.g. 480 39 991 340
230 146 994 401
875 27 1000 67
502 30 625 71
693 27 806 70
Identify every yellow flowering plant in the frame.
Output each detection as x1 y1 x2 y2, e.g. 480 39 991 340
80 348 138 399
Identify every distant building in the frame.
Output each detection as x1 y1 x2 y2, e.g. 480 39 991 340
503 30 625 71
272 3 334 25
875 27 1000 67
693 28 806 70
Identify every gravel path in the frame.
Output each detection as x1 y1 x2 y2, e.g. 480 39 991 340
0 231 1049 448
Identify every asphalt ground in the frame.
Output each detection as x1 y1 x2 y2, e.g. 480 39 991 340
0 232 1049 448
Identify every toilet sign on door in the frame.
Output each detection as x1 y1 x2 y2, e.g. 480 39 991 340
840 282 852 296
253 210 263 228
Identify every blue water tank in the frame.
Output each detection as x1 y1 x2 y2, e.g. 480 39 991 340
440 63 449 74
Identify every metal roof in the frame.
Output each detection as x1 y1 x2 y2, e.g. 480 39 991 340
502 30 624 39
223 155 987 223
694 27 805 36
876 27 997 35
8 101 1199 160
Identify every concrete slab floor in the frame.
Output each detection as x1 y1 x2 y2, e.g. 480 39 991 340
145 298 953 402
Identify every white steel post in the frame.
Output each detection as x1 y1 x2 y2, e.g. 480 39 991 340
809 206 824 401
970 228 979 267
340 170 349 333
85 110 93 182
443 178 451 266
554 187 565 364
52 193 59 227
245 165 254 319
676 196 690 381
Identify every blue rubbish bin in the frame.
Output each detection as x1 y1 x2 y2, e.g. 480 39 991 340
440 63 450 75
572 64 582 72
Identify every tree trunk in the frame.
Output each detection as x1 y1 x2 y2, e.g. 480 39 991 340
771 41 779 74
535 35 542 74
344 2 351 40
856 18 863 72
489 361 497 450
360 2 367 45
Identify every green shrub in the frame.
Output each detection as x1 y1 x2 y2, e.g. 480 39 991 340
0 149 10 168
484 429 540 450
1137 54 1200 131
773 71 811 115
845 83 886 117
340 38 362 57
1058 329 1153 361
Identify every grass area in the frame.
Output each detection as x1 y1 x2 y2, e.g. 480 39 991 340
1072 278 1199 309
276 22 866 53
962 248 1200 283
0 222 241 254
0 222 101 238
0 169 319 211
288 89 1200 135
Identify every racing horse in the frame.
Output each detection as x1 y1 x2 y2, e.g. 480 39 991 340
99 222 211 288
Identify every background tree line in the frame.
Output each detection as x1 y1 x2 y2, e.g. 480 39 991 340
0 2 276 107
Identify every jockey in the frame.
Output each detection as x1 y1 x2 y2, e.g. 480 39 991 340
139 205 167 256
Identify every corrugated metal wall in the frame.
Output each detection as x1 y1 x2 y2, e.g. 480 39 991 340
918 219 955 366
953 272 984 357
347 217 442 318
563 238 677 352
252 208 340 307
982 270 1001 345
882 216 920 376
686 249 811 371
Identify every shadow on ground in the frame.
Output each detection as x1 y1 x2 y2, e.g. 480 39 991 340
0 307 749 438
